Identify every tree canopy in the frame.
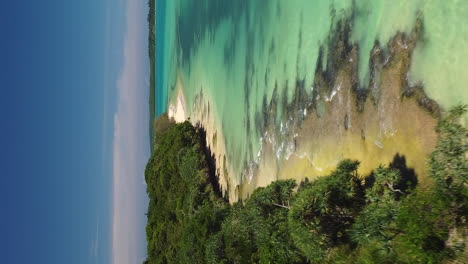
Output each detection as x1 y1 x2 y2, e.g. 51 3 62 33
144 106 467 263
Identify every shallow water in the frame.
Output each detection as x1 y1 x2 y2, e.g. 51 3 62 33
157 0 468 183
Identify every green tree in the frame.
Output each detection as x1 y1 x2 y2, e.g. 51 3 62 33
144 121 228 263
214 180 304 264
391 105 468 263
143 106 467 263
351 167 403 261
429 105 467 203
351 167 402 243
288 160 365 262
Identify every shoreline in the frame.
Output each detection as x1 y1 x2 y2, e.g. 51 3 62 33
165 19 444 202
239 24 439 199
167 79 187 123
167 78 241 202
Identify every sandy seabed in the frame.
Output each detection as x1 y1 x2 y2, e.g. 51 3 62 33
169 31 440 202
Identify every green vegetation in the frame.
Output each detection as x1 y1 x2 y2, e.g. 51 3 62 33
144 120 228 263
144 106 467 263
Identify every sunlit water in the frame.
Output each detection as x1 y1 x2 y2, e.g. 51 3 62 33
156 0 468 183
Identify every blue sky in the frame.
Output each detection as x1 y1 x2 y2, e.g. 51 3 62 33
1 0 149 263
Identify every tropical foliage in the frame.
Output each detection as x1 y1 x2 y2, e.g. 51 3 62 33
144 106 467 263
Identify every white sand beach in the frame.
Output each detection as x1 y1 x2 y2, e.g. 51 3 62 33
168 80 186 123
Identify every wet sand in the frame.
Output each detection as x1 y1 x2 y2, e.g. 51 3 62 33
176 22 441 202
239 26 439 199
168 79 187 123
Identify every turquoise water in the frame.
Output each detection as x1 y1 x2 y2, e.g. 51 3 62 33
157 0 468 182
155 0 166 116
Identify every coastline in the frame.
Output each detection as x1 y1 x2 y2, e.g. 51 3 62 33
168 21 441 202
167 79 186 123
169 80 241 202
146 1 468 262
239 26 439 199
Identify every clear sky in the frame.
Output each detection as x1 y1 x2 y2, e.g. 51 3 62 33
1 0 149 263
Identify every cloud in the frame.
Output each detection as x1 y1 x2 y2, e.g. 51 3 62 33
90 217 100 258
111 0 149 263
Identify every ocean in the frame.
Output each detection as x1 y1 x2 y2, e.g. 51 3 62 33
156 0 468 195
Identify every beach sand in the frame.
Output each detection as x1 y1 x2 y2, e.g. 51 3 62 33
239 32 439 199
170 31 440 202
168 79 186 123
168 77 242 202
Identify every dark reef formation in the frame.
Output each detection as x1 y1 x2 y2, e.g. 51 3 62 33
180 5 444 201
238 11 442 198
260 15 440 138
